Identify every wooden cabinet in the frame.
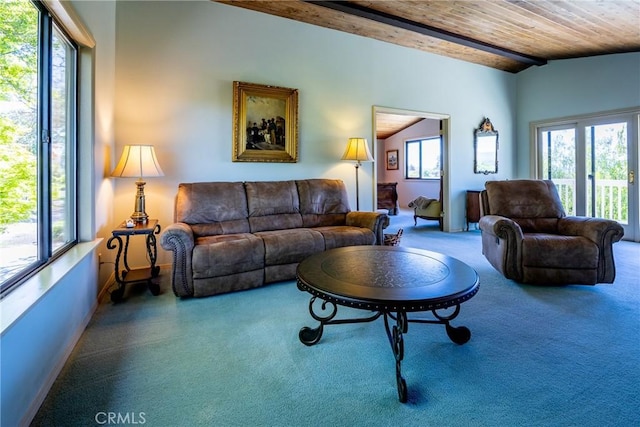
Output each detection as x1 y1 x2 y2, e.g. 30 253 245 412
377 182 398 215
466 190 482 230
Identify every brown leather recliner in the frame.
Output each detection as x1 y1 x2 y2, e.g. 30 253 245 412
479 180 624 285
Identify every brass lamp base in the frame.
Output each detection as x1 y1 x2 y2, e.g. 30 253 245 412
131 179 149 223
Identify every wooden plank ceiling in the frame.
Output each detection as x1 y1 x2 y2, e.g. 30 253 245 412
217 0 640 73
376 114 424 139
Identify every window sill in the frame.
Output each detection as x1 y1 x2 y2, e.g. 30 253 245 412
0 239 102 336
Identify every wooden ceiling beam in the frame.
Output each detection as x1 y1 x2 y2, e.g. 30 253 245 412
309 0 547 67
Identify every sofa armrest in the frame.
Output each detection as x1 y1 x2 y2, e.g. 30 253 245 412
346 211 390 245
558 216 624 283
479 215 524 280
160 222 195 297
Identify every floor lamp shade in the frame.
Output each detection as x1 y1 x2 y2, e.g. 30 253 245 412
341 137 374 163
341 138 374 211
111 145 164 222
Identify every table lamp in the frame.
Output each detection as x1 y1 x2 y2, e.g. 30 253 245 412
111 145 164 223
341 137 374 210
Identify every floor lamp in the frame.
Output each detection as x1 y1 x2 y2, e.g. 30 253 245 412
341 137 374 211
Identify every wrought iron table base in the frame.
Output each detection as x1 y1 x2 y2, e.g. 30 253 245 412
299 295 471 403
107 223 161 302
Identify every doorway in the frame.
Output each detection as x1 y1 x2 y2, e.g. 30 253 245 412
534 110 639 241
372 106 451 231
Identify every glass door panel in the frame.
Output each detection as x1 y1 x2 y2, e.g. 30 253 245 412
541 127 576 215
538 112 638 240
585 122 628 224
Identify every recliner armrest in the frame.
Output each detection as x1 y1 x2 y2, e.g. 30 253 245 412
479 215 524 241
160 222 195 297
346 211 390 245
479 215 524 281
558 216 624 283
558 216 624 246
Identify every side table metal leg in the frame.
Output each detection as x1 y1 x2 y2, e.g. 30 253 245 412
146 224 162 295
385 311 408 403
122 235 131 272
107 235 126 302
146 224 161 278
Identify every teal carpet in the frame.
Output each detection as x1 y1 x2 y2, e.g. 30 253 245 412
32 211 640 426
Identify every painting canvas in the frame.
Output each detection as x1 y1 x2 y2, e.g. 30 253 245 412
386 149 399 170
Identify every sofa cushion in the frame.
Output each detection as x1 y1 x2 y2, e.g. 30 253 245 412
246 181 303 232
193 271 265 297
255 228 325 265
297 179 350 227
192 233 264 278
176 182 250 236
522 233 599 269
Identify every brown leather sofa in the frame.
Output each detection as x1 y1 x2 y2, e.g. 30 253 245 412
160 179 389 298
479 180 624 285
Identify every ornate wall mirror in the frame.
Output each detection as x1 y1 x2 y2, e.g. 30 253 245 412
474 117 498 174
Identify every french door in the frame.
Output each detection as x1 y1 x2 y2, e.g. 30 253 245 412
536 111 639 241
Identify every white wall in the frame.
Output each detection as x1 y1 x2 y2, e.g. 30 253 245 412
516 53 640 177
112 0 517 244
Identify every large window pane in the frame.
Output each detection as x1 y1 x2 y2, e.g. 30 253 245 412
0 1 39 284
51 26 75 251
406 141 420 178
405 137 440 179
0 1 77 294
421 138 440 179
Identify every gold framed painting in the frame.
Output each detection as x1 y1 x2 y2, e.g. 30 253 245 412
232 81 299 162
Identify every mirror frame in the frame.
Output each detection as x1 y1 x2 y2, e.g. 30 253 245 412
474 117 499 174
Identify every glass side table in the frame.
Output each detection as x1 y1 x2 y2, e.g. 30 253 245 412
107 219 161 302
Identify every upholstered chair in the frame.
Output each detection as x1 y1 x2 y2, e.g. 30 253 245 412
409 180 444 230
409 197 443 230
479 180 624 285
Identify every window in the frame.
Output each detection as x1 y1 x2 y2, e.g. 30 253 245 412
0 0 78 295
405 137 441 179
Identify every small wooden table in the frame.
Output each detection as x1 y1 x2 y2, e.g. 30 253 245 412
466 190 482 230
296 245 479 402
107 219 161 302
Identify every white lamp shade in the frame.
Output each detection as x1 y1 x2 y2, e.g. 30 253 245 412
111 145 164 178
341 137 374 162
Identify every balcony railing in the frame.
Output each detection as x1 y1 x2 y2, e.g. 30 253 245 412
553 179 628 223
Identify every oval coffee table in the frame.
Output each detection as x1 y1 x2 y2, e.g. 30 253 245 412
296 245 479 403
